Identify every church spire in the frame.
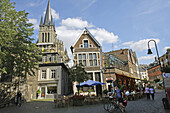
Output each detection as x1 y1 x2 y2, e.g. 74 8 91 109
44 0 53 26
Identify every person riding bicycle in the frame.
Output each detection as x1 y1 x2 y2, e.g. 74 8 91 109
115 86 125 109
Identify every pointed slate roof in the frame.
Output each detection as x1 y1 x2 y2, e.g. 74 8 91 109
43 0 53 26
72 27 101 47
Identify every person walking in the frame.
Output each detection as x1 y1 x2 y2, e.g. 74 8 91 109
149 86 155 100
16 91 22 106
145 85 150 100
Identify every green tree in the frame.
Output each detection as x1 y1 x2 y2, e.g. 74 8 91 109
143 78 148 84
69 64 88 95
69 64 88 83
0 0 41 81
154 78 160 83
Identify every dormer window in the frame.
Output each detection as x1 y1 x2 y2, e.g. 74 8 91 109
84 40 88 48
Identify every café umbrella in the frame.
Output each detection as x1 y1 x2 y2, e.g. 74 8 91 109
76 80 105 87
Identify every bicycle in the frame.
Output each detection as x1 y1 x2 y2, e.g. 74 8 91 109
104 97 127 113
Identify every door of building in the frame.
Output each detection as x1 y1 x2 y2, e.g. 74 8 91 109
41 87 45 98
96 85 102 96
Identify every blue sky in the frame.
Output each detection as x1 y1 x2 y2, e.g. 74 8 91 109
11 0 170 65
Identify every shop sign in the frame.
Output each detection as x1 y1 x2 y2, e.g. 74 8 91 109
106 77 113 82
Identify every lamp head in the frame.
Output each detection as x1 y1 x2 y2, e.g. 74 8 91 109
147 49 152 54
70 46 73 54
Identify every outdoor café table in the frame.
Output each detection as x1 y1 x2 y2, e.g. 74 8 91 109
128 94 134 100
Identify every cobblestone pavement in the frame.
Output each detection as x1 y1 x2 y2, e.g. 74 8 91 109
0 89 170 113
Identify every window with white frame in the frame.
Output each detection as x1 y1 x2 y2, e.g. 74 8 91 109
83 54 86 59
83 60 86 66
94 60 97 66
51 70 56 78
78 54 82 60
89 53 92 59
42 70 46 79
93 53 97 59
90 60 93 66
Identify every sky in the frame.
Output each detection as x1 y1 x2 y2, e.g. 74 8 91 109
11 0 170 66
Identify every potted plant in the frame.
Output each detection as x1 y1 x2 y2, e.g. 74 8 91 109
36 89 41 99
103 89 108 96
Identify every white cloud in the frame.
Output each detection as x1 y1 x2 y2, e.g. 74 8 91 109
29 3 36 7
122 41 134 45
61 18 94 29
138 55 156 61
55 17 119 66
51 8 59 20
56 18 118 47
114 45 118 49
28 19 39 30
122 39 160 52
56 26 81 47
163 46 170 52
90 28 118 44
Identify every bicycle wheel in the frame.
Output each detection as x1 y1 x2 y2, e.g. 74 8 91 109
104 101 110 111
108 103 115 113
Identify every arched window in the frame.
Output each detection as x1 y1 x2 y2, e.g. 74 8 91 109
48 33 50 42
42 33 44 42
45 33 47 42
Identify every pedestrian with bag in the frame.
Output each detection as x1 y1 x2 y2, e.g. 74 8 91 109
145 85 150 100
149 86 155 100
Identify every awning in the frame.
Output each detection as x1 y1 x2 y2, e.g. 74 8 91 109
76 80 105 87
156 81 163 84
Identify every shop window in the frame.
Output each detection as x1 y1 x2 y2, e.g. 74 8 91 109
47 86 57 94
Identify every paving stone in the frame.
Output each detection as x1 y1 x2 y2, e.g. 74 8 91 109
0 89 170 113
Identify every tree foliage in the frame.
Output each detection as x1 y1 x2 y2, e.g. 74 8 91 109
143 78 148 84
0 0 41 80
69 64 88 84
154 78 160 83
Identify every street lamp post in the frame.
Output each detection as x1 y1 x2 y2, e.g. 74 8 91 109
147 39 167 98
